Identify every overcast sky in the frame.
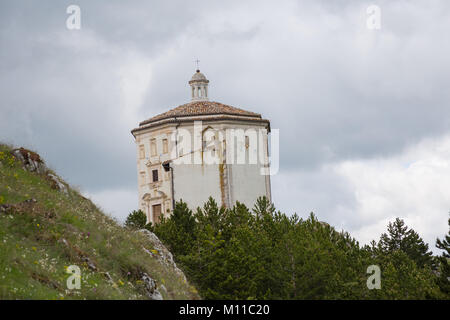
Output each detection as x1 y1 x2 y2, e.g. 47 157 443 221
1 0 449 253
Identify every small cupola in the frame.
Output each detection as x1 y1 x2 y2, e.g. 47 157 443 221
189 69 209 101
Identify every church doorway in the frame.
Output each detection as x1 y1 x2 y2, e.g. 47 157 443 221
152 204 162 224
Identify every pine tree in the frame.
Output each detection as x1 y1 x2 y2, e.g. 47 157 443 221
124 209 147 229
152 199 443 300
435 216 450 296
378 218 433 268
252 196 275 218
195 197 226 236
153 200 196 256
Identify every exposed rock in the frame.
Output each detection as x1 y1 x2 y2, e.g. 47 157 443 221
1 198 38 215
47 173 68 195
103 271 114 282
11 147 47 175
141 272 163 300
81 256 97 271
138 229 187 282
11 147 70 196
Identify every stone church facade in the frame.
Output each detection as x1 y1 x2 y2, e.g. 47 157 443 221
131 70 272 224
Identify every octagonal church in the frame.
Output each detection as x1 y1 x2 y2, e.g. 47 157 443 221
131 69 272 224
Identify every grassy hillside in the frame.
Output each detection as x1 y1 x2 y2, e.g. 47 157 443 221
0 143 199 300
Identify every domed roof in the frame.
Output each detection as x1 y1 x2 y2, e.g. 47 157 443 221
130 70 270 135
132 100 270 134
139 101 261 125
189 70 209 83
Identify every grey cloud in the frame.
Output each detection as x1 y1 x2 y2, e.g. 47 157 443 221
1 1 449 246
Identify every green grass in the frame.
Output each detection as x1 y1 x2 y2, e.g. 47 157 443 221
0 143 199 300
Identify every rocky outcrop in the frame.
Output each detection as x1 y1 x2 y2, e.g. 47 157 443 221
141 272 163 300
0 143 199 300
47 173 68 195
60 233 165 300
11 148 47 175
11 147 68 195
138 229 187 283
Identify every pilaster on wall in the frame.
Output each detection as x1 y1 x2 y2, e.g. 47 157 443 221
219 141 232 208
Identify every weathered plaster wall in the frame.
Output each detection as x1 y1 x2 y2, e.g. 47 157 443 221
134 120 271 223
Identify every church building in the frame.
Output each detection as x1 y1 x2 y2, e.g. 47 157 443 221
131 69 272 224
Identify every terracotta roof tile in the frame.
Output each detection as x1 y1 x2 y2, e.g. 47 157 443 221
139 101 261 126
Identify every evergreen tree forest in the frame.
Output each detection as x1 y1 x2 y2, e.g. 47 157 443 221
136 197 449 300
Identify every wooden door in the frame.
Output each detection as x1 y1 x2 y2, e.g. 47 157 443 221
152 204 162 224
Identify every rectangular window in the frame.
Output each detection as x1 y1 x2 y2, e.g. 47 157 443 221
152 169 158 182
162 139 168 154
150 139 157 156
